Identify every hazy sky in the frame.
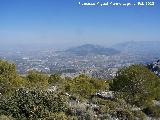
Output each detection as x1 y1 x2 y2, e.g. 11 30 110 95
0 0 160 50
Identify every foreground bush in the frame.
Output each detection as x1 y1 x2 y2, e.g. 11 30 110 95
112 65 160 108
0 60 25 95
62 74 109 99
143 105 160 118
0 115 14 120
0 88 66 119
26 71 49 90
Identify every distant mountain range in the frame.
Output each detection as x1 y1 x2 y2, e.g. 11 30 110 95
112 41 160 56
65 44 120 56
2 41 160 59
64 41 160 57
63 41 160 58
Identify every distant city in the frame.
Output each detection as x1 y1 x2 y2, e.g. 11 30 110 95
0 41 160 79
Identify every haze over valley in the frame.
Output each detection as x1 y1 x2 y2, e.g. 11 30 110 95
1 41 160 79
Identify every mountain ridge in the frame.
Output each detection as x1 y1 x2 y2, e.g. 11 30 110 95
65 44 120 56
112 41 160 56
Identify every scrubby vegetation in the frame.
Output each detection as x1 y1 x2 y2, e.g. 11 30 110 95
111 65 160 108
0 60 160 120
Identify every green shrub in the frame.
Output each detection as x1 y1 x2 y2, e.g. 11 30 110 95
0 60 24 95
63 74 109 99
112 65 159 108
0 115 14 120
133 111 147 120
26 71 49 90
115 109 134 120
0 88 66 119
48 74 62 85
143 105 160 118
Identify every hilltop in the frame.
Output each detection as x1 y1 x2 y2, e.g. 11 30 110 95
65 44 120 56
